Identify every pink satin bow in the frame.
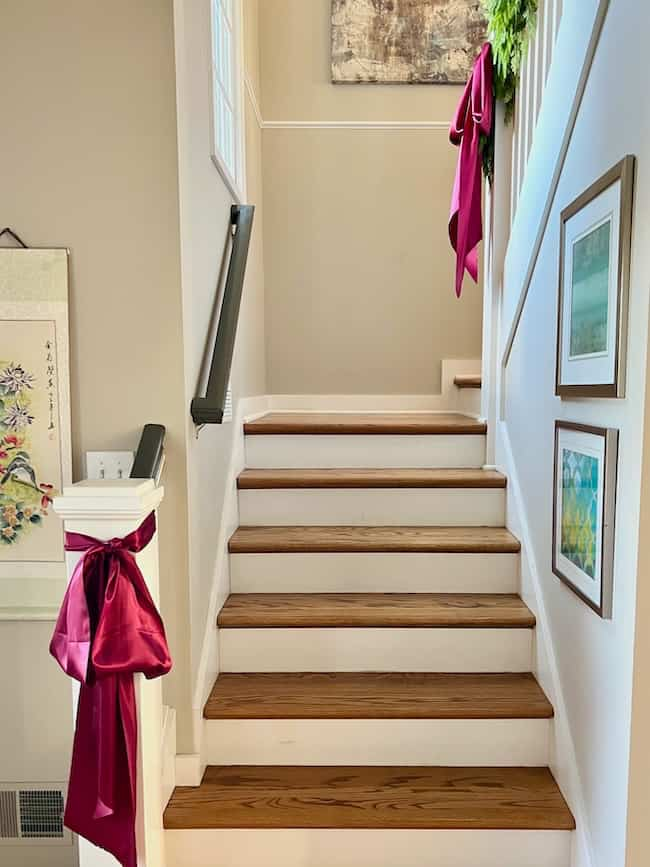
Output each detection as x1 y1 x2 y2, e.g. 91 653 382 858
50 511 172 867
449 42 494 297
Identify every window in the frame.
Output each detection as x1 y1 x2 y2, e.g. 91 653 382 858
210 0 245 200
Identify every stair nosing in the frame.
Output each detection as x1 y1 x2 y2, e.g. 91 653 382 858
228 526 522 555
244 412 487 436
216 592 536 630
163 765 576 831
237 468 507 490
203 672 554 720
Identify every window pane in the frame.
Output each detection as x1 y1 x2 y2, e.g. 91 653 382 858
211 0 241 189
220 14 233 98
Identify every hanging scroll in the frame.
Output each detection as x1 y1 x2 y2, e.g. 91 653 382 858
0 247 72 613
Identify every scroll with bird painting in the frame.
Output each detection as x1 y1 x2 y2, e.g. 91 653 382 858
0 247 72 609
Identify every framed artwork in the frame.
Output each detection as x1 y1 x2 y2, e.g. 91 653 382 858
0 248 72 615
331 0 487 84
552 421 618 618
556 155 635 398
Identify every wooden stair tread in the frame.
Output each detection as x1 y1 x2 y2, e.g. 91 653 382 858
454 375 482 389
204 672 553 719
244 412 487 435
163 765 575 830
229 525 521 554
237 468 506 489
217 593 535 629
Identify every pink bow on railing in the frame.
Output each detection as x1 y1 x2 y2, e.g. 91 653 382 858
449 42 494 298
50 511 172 867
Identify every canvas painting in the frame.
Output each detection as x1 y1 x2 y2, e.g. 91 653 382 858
553 421 618 619
556 156 635 397
331 0 487 84
0 247 72 613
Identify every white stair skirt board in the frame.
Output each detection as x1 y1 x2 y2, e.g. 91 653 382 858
245 434 486 469
219 628 532 673
166 828 572 867
230 552 519 593
203 718 551 767
238 488 505 527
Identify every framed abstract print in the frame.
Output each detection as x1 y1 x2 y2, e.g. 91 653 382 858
0 247 72 616
552 421 618 619
556 156 635 398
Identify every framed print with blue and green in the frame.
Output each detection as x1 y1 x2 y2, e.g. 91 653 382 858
556 156 635 397
552 421 618 618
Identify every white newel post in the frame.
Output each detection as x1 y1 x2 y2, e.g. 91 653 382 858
54 479 167 867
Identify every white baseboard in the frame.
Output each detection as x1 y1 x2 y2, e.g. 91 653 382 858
498 421 593 867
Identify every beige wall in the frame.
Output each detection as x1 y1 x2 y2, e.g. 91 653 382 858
259 0 483 395
1 0 193 752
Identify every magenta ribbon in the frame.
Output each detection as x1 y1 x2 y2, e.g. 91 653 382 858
50 511 172 867
449 42 494 298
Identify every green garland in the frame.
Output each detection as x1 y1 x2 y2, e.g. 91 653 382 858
481 0 538 180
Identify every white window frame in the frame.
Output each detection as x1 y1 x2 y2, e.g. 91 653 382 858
209 0 246 202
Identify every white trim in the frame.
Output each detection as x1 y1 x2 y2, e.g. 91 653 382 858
498 420 595 867
244 74 264 130
263 119 450 130
242 78 449 132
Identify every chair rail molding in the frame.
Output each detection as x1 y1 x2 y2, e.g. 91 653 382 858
243 74 449 131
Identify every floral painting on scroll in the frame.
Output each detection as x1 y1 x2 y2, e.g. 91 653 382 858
0 247 72 604
0 323 60 560
331 0 487 84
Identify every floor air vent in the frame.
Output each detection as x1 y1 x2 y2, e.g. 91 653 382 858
0 785 71 846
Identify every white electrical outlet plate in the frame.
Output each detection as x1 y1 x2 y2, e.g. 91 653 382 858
85 451 135 481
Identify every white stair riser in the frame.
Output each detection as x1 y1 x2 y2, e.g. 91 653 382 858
219 628 532 673
245 434 486 469
238 488 505 527
457 388 481 416
166 829 571 867
204 718 550 766
230 552 519 593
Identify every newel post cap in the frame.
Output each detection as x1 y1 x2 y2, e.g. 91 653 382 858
54 478 165 522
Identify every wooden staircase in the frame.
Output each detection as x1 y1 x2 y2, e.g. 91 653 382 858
164 412 574 867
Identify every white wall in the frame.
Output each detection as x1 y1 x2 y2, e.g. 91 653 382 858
497 2 650 865
0 621 76 866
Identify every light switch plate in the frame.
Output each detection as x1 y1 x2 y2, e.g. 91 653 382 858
85 451 135 480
